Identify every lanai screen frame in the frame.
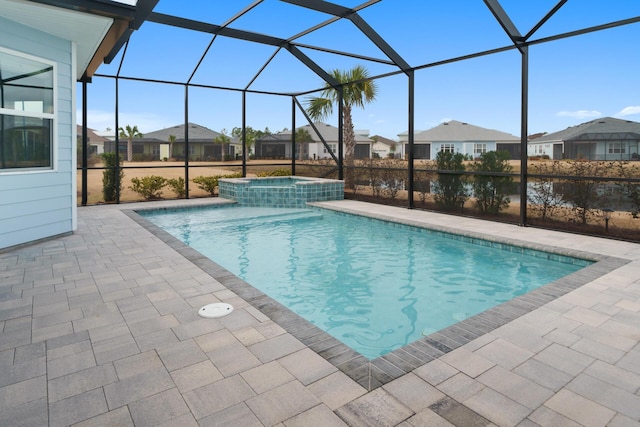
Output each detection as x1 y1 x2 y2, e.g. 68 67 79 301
76 0 640 227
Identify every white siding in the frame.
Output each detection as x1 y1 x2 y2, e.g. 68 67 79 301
0 17 75 249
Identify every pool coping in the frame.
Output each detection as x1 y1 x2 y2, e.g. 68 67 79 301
123 203 630 391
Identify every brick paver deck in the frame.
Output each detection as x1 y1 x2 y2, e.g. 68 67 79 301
1 199 639 426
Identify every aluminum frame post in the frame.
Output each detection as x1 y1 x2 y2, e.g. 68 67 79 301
184 85 190 198
520 47 529 226
242 91 247 177
81 79 88 206
291 96 296 175
407 70 415 208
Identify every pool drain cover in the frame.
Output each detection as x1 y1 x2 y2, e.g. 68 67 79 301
198 303 234 318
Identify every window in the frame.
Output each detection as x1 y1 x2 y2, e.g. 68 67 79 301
324 144 337 154
473 143 487 156
608 142 625 154
0 48 55 171
414 144 430 159
181 145 196 155
440 143 455 153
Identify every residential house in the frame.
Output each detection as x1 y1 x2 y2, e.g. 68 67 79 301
254 123 374 160
104 123 241 161
371 135 401 159
398 120 521 160
76 125 108 155
527 117 640 160
0 0 134 250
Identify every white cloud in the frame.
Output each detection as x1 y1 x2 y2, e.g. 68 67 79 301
616 106 640 116
556 110 601 119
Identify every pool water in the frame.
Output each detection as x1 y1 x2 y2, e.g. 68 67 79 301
141 206 590 359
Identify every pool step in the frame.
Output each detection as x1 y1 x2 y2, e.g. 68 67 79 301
211 210 324 230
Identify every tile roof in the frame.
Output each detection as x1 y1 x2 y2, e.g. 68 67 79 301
531 117 640 142
370 135 398 146
414 120 519 142
140 123 230 142
277 123 373 143
76 125 108 143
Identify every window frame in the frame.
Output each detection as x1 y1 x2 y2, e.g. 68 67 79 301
440 143 455 153
473 143 487 156
324 143 337 154
608 142 625 154
0 46 57 174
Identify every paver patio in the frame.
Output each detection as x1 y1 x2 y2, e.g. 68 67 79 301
1 199 639 426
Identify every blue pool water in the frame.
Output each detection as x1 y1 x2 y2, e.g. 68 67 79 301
141 206 591 359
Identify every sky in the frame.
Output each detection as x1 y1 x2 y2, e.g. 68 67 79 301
80 0 640 140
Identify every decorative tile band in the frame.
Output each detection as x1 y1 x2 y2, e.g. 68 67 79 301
219 176 344 208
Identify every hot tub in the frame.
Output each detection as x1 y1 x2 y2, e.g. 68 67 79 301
218 176 344 208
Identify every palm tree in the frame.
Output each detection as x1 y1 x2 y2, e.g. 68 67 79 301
295 128 313 161
305 65 377 187
118 125 142 162
168 134 176 160
214 132 231 161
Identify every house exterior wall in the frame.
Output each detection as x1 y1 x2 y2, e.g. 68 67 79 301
527 141 560 159
0 17 76 250
400 137 504 160
372 141 391 158
429 141 498 159
529 140 640 161
309 142 338 160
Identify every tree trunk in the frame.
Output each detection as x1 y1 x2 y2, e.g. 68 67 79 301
127 139 133 162
343 104 356 189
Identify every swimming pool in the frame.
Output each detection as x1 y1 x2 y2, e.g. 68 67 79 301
140 205 592 359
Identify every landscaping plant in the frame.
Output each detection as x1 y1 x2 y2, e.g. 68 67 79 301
561 160 608 224
433 151 468 212
528 161 563 220
166 177 186 198
193 173 243 196
257 168 291 177
129 176 167 200
470 150 513 215
101 153 123 202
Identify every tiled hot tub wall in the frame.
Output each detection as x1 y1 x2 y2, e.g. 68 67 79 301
218 176 344 208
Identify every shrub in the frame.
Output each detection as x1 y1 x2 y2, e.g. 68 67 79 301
560 161 610 224
528 161 563 220
101 153 123 202
433 151 468 212
192 175 219 195
380 159 406 200
414 166 435 205
367 159 384 198
470 150 513 215
257 168 291 177
193 173 243 196
87 154 101 167
166 177 186 198
129 176 167 200
131 153 155 162
614 161 640 218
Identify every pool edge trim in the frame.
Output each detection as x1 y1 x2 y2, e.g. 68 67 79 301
122 206 629 391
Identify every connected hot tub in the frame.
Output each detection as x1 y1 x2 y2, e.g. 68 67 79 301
218 176 344 208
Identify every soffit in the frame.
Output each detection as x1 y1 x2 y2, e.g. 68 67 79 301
0 0 114 78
